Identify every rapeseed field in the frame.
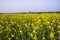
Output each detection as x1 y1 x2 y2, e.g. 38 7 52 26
0 13 60 40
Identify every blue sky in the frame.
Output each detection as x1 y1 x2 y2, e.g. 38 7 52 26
0 0 60 12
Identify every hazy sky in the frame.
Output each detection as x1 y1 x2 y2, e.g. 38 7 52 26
0 0 60 12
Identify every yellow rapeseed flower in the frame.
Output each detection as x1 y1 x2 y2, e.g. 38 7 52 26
33 30 37 34
11 21 14 25
57 30 60 33
1 21 3 23
50 32 54 38
18 30 23 34
0 24 2 27
28 33 33 37
8 38 11 40
47 26 51 29
6 25 11 31
52 20 55 23
42 37 45 40
46 21 50 24
57 25 60 28
59 22 60 24
5 21 8 24
31 23 35 27
11 34 14 37
33 36 37 40
24 24 28 28
33 30 36 33
34 26 39 30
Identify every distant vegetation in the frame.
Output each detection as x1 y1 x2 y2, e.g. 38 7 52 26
0 12 60 40
0 12 60 14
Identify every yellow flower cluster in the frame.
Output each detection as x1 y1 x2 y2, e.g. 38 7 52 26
0 13 60 40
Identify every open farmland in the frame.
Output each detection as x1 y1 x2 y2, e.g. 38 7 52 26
0 12 60 40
